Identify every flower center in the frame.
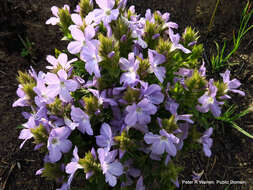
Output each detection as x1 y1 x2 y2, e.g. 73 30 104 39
161 136 167 141
136 107 142 113
207 97 214 104
106 10 111 16
51 138 58 144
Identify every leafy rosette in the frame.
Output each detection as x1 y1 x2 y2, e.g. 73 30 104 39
13 0 245 189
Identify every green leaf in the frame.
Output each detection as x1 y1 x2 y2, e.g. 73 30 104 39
230 121 253 139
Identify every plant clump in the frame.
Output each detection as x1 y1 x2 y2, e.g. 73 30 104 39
13 0 246 189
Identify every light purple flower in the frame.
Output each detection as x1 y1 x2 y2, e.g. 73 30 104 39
67 25 97 55
98 148 123 187
140 82 164 105
96 123 114 151
66 146 83 187
165 98 194 124
196 79 223 117
144 129 179 156
18 115 38 149
92 0 119 25
136 176 145 190
81 41 101 78
220 69 245 97
71 106 93 135
47 127 72 163
125 98 157 126
46 5 70 25
198 128 213 157
71 13 83 27
13 85 30 107
46 53 77 71
88 89 117 106
148 49 166 83
44 69 78 102
168 28 191 54
119 52 139 85
56 183 69 190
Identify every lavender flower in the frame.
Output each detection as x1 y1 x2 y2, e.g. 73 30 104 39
220 69 245 97
80 40 101 78
168 28 191 54
198 128 213 157
46 5 70 25
13 85 30 107
196 79 223 117
67 25 97 55
119 52 139 85
44 69 78 102
47 127 72 163
46 53 77 71
71 106 93 135
18 115 38 149
165 98 194 124
148 49 166 83
136 176 145 190
96 123 114 151
92 0 119 25
66 146 83 187
98 148 123 187
140 82 164 105
144 129 179 156
125 98 157 126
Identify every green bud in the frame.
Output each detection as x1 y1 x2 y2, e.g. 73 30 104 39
78 152 101 174
42 162 65 181
182 27 200 46
79 0 94 18
215 81 227 98
47 98 71 117
83 96 99 116
144 21 160 49
123 87 140 104
114 131 133 150
185 70 207 92
31 125 48 152
137 58 150 80
58 7 73 36
17 71 36 100
162 116 178 133
156 38 172 57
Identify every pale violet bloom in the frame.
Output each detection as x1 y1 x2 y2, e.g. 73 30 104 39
136 176 145 190
140 82 164 105
66 146 83 187
18 115 38 149
12 84 30 107
220 69 245 97
92 0 119 25
125 98 157 126
148 49 166 83
46 5 70 25
71 106 93 135
47 127 72 163
46 53 77 71
96 123 114 151
144 129 179 156
67 25 97 55
119 52 139 85
168 28 191 54
198 128 213 157
196 79 224 117
98 148 123 187
44 69 78 102
81 41 101 78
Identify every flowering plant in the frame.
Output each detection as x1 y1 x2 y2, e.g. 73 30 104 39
13 0 245 189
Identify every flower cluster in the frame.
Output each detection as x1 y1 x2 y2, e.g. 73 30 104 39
13 0 245 189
